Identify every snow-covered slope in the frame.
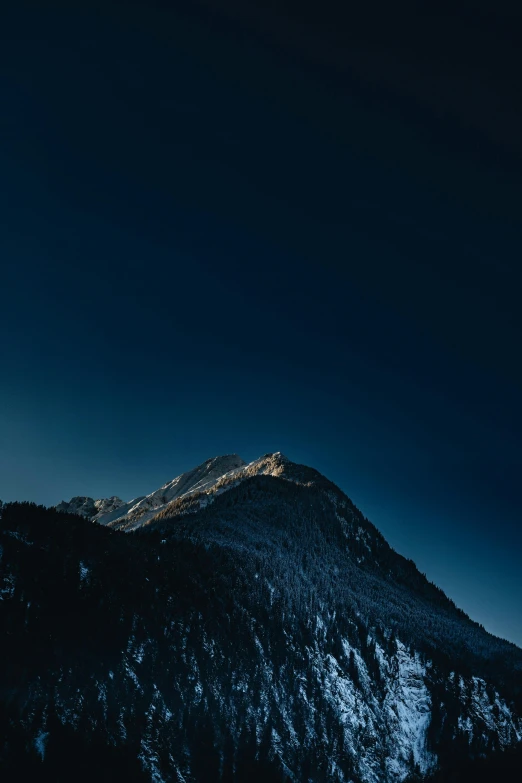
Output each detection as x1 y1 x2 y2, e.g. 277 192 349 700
95 454 247 530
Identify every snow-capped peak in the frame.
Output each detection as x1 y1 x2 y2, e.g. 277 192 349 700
94 454 247 529
55 453 337 532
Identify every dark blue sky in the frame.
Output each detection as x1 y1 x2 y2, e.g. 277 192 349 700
1 1 521 646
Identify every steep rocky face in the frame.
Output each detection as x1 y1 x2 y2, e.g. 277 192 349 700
55 495 98 518
3 455 522 782
92 496 128 521
55 495 126 521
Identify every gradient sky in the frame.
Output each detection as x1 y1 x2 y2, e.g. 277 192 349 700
1 1 521 646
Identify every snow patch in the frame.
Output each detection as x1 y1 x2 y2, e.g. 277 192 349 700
34 730 49 760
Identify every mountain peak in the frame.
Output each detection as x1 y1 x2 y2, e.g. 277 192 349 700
237 451 338 493
93 453 247 530
55 453 337 532
55 495 126 521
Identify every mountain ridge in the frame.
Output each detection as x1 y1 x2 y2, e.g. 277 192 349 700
55 453 249 530
54 452 348 532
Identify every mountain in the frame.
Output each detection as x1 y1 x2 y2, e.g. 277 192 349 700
94 454 247 530
53 455 248 531
54 495 128 521
2 453 521 782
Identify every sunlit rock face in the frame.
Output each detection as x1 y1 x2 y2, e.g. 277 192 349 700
4 454 522 781
94 454 247 531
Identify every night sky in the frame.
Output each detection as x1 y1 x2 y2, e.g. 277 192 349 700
1 1 521 645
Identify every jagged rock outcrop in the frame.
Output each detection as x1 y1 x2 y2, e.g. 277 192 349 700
55 495 126 521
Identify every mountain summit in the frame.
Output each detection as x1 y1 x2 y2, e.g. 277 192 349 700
54 454 247 530
54 452 333 532
3 453 522 782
